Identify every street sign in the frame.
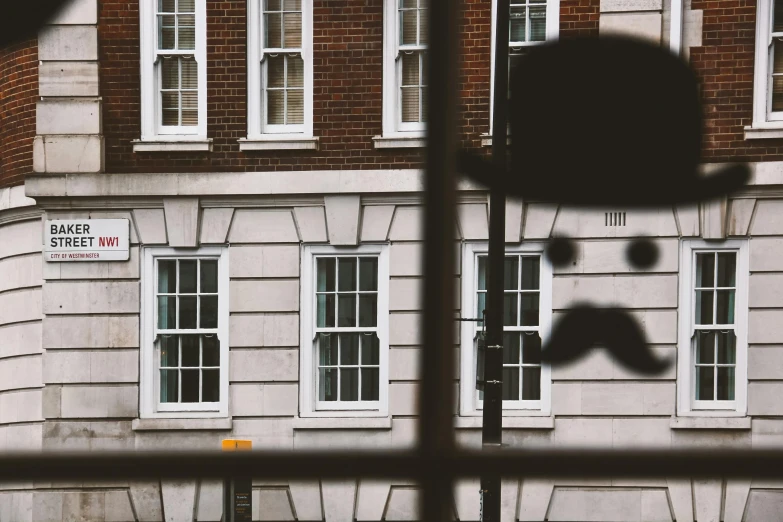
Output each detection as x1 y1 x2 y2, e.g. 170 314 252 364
44 219 130 262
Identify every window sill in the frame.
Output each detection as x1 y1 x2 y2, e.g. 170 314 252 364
372 135 426 149
292 416 392 430
744 125 783 140
454 416 554 430
669 416 751 430
132 139 213 152
131 417 233 431
238 137 319 151
480 134 511 147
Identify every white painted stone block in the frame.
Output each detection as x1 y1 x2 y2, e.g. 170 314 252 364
324 195 361 245
229 209 299 243
256 488 295 520
0 424 43 452
230 383 265 416
229 349 298 381
548 488 642 522
551 382 582 415
0 288 41 326
356 480 392 521
612 418 672 448
750 200 783 235
750 237 783 271
39 61 100 96
523 203 558 239
294 428 392 451
386 487 420 521
49 0 98 24
321 480 357 522
230 245 299 278
195 480 223 522
133 209 167 244
44 245 140 280
32 491 63 522
749 382 783 415
518 479 555 522
229 280 298 312
749 310 783 344
0 322 41 359
43 281 138 314
264 314 299 346
701 198 727 239
232 418 294 450
199 208 234 244
554 207 677 238
0 254 42 293
134 431 223 451
105 490 136 522
676 204 700 236
38 25 98 60
390 382 418 416
293 206 327 242
62 492 104 522
554 418 613 448
693 479 722 522
454 478 480 521
230 313 298 347
553 274 677 309
0 219 42 260
129 481 164 522
288 481 322 521
600 12 662 42
505 198 524 243
43 350 90 384
457 203 488 240
389 278 422 311
750 273 783 308
745 490 783 521
601 0 662 11
555 238 679 275
670 429 751 449
360 205 396 242
389 243 422 276
389 347 420 381
0 355 41 392
263 384 298 415
728 198 756 237
723 479 751 522
388 207 424 241
37 99 101 135
33 135 103 173
389 313 421 346
163 198 199 247
665 479 694 522
60 385 138 418
0 389 42 424
552 345 675 380
161 480 197 522
42 315 138 349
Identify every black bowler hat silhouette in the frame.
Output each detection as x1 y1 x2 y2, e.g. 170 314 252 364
458 36 750 206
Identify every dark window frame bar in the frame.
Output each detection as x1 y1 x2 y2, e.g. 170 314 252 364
1 2 780 521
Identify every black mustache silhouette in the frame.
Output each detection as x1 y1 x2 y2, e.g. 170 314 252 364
541 303 672 376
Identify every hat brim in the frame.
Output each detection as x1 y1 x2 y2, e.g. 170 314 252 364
457 150 750 207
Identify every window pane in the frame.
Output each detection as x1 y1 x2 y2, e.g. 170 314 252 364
265 13 282 47
162 108 179 126
502 367 520 400
717 253 736 287
181 94 198 126
317 258 336 292
319 334 337 366
510 6 526 41
158 260 177 293
159 16 176 49
529 6 546 41
716 290 735 324
317 294 335 327
696 331 715 364
160 335 179 367
477 292 486 325
502 332 520 365
284 0 301 9
521 257 540 290
161 91 179 113
772 76 783 112
202 335 220 366
288 55 304 87
503 293 518 326
181 110 198 127
400 8 418 45
202 369 220 402
179 296 197 329
402 52 420 86
520 294 540 326
288 89 304 124
181 335 200 367
717 330 736 364
340 333 360 365
160 370 178 403
361 368 380 401
283 13 302 47
522 367 541 400
319 368 338 401
401 87 420 122
178 18 195 50
200 295 218 328
338 294 357 327
265 0 282 11
179 0 195 12
361 334 380 365
478 256 487 290
419 6 428 43
338 258 357 291
162 58 178 89
695 290 714 325
181 59 198 89
504 256 519 290
696 253 715 288
522 333 542 364
159 0 175 12
180 260 197 293
158 296 177 329
696 366 714 401
717 367 735 401
181 370 200 402
341 368 359 401
358 294 377 327
359 258 378 291
200 260 218 293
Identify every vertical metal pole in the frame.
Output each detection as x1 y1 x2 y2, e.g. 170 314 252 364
481 0 510 520
420 0 459 521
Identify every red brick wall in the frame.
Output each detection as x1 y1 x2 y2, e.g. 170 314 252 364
99 0 593 173
0 38 38 189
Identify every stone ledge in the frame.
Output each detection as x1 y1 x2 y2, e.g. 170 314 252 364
372 135 426 149
132 139 213 153
238 137 319 151
744 126 783 140
669 416 751 430
454 415 555 430
292 416 392 430
131 417 233 431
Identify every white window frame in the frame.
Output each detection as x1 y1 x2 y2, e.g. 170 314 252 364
676 239 749 417
460 242 553 417
139 0 208 141
299 244 390 418
140 246 229 419
247 0 314 140
751 0 783 133
382 0 428 138
488 0 559 131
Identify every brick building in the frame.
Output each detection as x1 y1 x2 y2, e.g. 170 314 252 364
3 0 783 520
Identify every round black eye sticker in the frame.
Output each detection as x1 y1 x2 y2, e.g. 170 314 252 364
626 238 659 269
546 237 576 267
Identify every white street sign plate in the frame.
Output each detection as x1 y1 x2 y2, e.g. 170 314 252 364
44 219 130 262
